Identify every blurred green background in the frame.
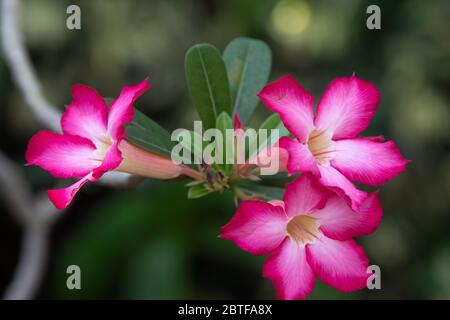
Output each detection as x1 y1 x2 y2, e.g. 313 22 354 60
1 0 449 299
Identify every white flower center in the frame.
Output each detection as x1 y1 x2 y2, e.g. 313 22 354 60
307 130 334 165
91 136 113 162
286 215 320 244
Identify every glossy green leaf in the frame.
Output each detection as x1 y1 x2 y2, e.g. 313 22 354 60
185 43 232 129
215 112 233 174
125 109 175 158
223 37 272 124
235 180 285 201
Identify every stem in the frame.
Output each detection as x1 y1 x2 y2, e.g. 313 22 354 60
3 225 50 300
1 0 61 131
180 165 204 181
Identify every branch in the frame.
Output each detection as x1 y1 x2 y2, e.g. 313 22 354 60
0 152 34 225
2 225 51 300
1 0 61 131
0 0 136 300
0 151 58 300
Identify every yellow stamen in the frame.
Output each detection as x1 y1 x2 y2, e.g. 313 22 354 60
286 215 320 244
307 130 334 165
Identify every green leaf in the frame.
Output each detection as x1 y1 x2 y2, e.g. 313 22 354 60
235 180 285 201
215 112 233 174
248 113 289 160
188 184 212 199
223 37 272 124
125 109 175 158
258 172 297 187
185 43 232 129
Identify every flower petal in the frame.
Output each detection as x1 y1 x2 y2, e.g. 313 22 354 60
306 236 369 292
107 79 151 140
268 200 285 209
92 140 122 179
47 173 96 209
279 137 319 176
315 76 380 140
26 130 99 178
233 113 244 131
263 239 315 300
331 138 409 186
61 84 108 141
284 173 329 218
363 135 385 142
318 165 367 212
220 200 288 255
253 145 288 175
315 193 382 240
258 76 314 143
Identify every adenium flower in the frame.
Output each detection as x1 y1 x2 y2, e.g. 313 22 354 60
26 79 199 209
258 75 409 211
221 173 382 300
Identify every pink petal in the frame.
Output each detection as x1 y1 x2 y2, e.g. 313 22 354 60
277 147 289 172
107 79 151 140
258 76 314 143
233 113 244 131
92 140 122 179
268 200 285 209
61 84 108 141
26 130 99 179
315 76 380 140
47 173 96 209
331 138 410 186
306 236 369 292
318 165 367 212
279 137 319 176
315 193 382 240
220 201 288 255
254 145 288 174
363 135 385 142
284 173 329 218
115 140 182 179
263 239 315 300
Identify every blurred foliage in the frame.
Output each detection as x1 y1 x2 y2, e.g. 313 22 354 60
1 0 449 299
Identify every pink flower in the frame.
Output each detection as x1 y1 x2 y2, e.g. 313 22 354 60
26 79 193 209
220 173 382 300
258 75 409 211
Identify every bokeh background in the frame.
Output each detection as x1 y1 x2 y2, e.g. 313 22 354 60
0 0 449 299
